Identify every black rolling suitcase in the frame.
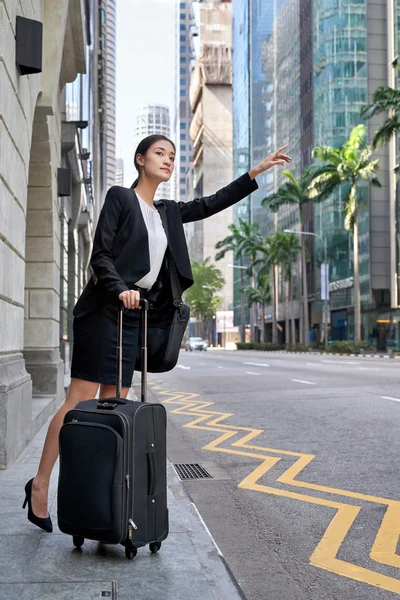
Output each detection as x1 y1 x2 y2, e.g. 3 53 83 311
57 300 168 559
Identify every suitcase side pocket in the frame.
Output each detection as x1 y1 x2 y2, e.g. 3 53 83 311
58 422 125 544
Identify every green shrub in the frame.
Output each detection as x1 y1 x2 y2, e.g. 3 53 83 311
328 340 373 354
235 342 283 351
285 343 310 353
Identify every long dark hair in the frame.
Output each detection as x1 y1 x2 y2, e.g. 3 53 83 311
131 134 176 188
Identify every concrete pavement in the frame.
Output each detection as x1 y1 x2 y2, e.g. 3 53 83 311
0 388 243 600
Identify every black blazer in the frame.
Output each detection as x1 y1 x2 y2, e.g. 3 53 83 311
73 172 258 318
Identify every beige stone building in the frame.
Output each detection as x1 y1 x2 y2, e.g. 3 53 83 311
0 0 96 468
189 0 235 342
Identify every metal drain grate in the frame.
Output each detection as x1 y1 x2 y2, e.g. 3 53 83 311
174 463 213 480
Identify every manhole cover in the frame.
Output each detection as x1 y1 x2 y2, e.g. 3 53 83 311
174 463 213 480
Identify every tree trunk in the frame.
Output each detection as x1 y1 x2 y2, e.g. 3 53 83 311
353 213 361 341
285 278 290 346
240 268 245 343
298 255 303 344
272 265 278 344
300 219 310 346
249 260 255 342
261 300 265 342
289 273 295 344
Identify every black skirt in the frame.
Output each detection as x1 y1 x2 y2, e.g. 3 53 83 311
71 305 140 388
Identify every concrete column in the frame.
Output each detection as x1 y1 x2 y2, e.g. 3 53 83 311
367 1 391 295
23 112 64 398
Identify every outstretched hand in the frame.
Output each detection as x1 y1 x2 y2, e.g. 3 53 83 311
249 145 292 180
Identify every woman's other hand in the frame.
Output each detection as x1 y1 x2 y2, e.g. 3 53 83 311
248 145 292 180
119 289 141 310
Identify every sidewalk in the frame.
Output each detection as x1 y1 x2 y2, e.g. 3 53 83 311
0 396 243 600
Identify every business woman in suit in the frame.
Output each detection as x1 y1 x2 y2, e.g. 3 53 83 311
23 134 291 531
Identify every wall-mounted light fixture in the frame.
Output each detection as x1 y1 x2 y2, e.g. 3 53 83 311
57 168 72 197
16 16 43 75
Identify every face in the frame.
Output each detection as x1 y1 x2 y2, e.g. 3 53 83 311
136 141 175 184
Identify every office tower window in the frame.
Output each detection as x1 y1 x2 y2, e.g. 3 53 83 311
180 122 186 129
180 35 186 42
180 188 186 195
180 166 186 173
180 133 186 140
180 24 186 31
180 145 186 151
180 89 186 96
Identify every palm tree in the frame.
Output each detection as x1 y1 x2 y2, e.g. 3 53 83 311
253 233 289 344
360 86 400 149
278 233 302 344
310 124 381 341
215 219 262 342
241 274 270 342
184 258 224 341
262 169 314 346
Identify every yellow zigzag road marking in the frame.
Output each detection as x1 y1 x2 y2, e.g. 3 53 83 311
159 390 400 594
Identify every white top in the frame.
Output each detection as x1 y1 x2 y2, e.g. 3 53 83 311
134 193 168 290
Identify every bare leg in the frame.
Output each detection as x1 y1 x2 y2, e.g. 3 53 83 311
31 378 100 518
99 384 129 399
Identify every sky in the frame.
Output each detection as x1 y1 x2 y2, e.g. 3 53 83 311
115 0 177 187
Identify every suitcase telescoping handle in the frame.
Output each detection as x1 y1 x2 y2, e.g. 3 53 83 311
97 299 149 410
116 298 148 402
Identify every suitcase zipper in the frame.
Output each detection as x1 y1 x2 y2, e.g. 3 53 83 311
128 518 138 539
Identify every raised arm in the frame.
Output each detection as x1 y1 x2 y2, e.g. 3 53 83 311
178 146 291 224
90 186 129 298
178 173 258 224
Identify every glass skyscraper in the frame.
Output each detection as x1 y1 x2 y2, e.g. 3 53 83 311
232 0 399 347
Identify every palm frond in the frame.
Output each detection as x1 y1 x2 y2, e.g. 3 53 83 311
372 116 400 149
357 160 380 183
312 145 342 165
360 86 400 119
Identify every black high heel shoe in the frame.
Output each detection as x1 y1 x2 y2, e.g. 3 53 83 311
23 478 53 533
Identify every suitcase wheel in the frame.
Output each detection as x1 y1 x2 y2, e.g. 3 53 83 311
149 541 161 554
125 546 137 560
73 536 84 549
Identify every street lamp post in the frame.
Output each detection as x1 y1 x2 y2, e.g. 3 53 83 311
228 263 248 343
284 229 329 350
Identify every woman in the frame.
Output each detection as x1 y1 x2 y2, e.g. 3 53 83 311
23 134 291 532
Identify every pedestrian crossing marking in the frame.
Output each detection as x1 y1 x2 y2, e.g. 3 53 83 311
157 390 400 595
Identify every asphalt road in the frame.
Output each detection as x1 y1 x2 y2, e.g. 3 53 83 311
144 350 400 600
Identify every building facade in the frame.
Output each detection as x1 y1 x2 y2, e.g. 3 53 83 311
104 0 117 191
175 0 197 204
232 0 400 349
189 0 235 338
0 0 108 468
134 104 173 201
115 158 124 186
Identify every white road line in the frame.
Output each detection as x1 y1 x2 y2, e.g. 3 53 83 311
244 362 270 367
199 362 207 366
246 371 260 376
292 379 316 385
322 360 360 365
307 362 322 366
218 366 223 369
358 367 379 371
177 365 191 370
381 396 400 403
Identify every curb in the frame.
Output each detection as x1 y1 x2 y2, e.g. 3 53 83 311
237 350 400 359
